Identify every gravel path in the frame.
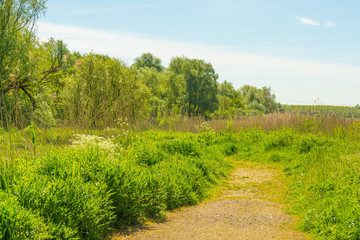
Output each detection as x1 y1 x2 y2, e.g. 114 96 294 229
110 160 309 240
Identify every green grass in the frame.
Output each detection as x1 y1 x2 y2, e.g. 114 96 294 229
1 116 360 239
283 104 360 118
230 123 360 239
0 128 232 239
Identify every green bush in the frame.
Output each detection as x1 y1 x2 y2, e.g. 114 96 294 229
15 175 114 239
232 128 360 239
296 134 334 153
0 192 53 240
102 162 166 224
223 142 238 156
0 129 233 239
160 138 201 157
131 144 166 166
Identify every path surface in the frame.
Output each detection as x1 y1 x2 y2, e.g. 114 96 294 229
110 160 309 240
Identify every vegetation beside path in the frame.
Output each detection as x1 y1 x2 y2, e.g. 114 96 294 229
1 115 360 239
0 129 232 239
111 116 360 240
233 124 360 240
111 159 307 240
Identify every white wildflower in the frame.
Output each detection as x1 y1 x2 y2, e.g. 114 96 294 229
195 122 216 133
70 134 121 156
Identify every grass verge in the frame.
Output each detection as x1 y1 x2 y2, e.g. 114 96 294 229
0 129 232 239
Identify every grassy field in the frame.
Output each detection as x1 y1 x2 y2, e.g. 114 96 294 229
282 104 360 118
1 114 360 239
0 126 233 239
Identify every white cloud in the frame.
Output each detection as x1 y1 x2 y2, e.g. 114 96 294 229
295 16 320 26
295 17 337 28
36 22 360 106
325 21 337 28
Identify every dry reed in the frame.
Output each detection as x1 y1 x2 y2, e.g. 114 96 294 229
168 113 360 135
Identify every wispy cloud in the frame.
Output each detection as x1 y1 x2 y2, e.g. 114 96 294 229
325 21 337 28
36 22 359 106
295 16 338 28
295 16 320 26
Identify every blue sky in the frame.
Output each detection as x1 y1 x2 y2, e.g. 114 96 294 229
37 0 360 106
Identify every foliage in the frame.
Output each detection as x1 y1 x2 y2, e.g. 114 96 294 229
229 121 360 240
62 53 151 126
132 52 164 72
1 2 281 128
0 192 52 240
239 85 278 114
0 129 231 239
136 67 169 122
213 83 279 119
0 0 67 128
283 104 360 118
168 57 219 118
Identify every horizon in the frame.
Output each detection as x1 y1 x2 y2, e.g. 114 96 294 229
37 0 360 106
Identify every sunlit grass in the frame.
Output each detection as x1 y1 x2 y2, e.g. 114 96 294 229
1 113 360 239
0 127 232 239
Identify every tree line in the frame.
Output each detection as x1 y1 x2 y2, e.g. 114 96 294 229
0 0 280 128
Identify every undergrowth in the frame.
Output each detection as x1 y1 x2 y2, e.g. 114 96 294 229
232 123 360 240
1 116 360 239
0 129 232 239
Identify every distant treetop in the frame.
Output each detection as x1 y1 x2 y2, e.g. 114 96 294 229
132 52 164 72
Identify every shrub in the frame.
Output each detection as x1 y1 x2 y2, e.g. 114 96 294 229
223 142 238 156
0 192 53 240
15 175 114 239
160 138 201 157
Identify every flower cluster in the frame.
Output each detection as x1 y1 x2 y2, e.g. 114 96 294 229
116 117 129 129
70 134 121 155
115 117 130 136
195 122 216 133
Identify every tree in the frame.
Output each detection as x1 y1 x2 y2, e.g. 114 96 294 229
132 53 164 72
261 86 278 113
219 80 237 99
136 67 167 121
214 81 245 118
0 0 65 127
238 85 278 114
168 56 186 75
169 57 219 118
164 72 185 115
62 54 151 126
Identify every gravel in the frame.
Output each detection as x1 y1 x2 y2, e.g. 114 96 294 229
110 161 309 240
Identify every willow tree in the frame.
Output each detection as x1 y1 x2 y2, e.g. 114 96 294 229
0 0 64 127
169 57 219 118
132 53 164 72
62 54 151 127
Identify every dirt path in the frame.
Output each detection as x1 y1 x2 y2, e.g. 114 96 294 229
110 160 309 240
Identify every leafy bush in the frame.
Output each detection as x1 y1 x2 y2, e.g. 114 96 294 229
223 142 238 156
232 127 360 239
131 144 166 166
15 175 114 239
263 130 294 151
160 138 201 157
0 192 53 240
296 134 334 153
0 130 232 238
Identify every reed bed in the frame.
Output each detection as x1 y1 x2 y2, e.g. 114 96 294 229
168 113 359 135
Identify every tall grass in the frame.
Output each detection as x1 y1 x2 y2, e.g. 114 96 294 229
1 113 360 239
226 118 360 239
165 113 359 135
0 127 232 239
283 104 360 118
